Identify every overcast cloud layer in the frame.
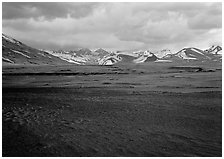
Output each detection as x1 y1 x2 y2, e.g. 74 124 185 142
2 2 222 52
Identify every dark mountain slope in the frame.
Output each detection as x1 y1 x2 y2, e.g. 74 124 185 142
2 34 70 65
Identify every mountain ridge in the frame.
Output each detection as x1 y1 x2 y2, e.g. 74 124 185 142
2 33 222 66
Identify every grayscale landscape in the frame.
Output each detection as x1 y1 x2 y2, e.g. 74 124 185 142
2 2 222 157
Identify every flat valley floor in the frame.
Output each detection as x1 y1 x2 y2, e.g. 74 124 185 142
2 62 222 156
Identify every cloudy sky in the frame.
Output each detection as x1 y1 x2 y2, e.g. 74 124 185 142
2 2 222 52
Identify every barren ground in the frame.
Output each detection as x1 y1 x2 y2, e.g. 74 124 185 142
2 62 222 156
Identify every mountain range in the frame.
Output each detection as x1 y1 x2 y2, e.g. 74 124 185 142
2 33 222 66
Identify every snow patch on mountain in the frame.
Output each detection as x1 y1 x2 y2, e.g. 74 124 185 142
2 57 14 63
154 49 172 58
155 59 172 63
133 50 158 63
2 34 21 46
133 51 150 63
190 48 204 55
12 50 31 58
98 54 121 65
71 56 87 64
37 52 47 57
133 55 148 63
60 57 82 65
3 34 17 43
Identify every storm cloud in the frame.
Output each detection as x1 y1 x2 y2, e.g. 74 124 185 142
2 2 222 52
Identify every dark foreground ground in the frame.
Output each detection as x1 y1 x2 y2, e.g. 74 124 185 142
2 62 222 157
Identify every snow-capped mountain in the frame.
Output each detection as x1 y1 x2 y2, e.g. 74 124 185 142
204 45 222 55
162 46 222 62
97 50 158 65
133 50 158 63
48 48 112 65
2 34 70 65
45 50 86 65
153 49 172 58
176 48 207 60
49 49 93 65
94 48 110 58
33 46 224 65
98 53 121 65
